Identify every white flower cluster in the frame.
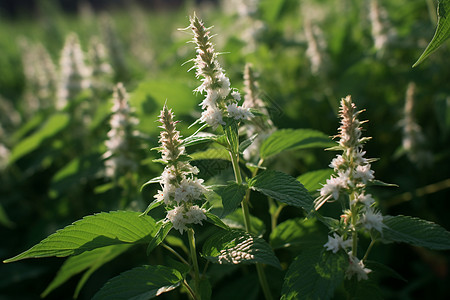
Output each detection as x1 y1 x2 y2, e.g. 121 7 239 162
57 33 91 110
345 252 372 281
317 96 386 282
190 14 253 129
103 83 139 178
241 63 276 161
323 233 352 254
154 105 208 234
316 96 376 210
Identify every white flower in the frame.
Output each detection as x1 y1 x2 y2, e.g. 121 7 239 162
231 90 241 101
354 150 368 165
360 207 385 233
329 155 345 170
346 252 372 281
166 206 189 234
200 90 219 109
324 233 353 253
320 172 349 200
185 205 207 225
200 106 225 129
227 103 254 120
353 193 375 206
216 73 231 99
354 164 375 183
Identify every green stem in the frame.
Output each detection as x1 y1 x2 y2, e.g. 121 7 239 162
362 239 376 263
229 151 272 300
188 229 200 300
256 264 273 300
183 279 198 300
350 194 358 257
161 243 190 266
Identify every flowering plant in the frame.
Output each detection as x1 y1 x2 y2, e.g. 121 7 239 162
3 11 450 300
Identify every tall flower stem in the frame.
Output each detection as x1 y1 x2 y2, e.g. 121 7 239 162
350 193 358 257
229 150 273 300
188 228 201 300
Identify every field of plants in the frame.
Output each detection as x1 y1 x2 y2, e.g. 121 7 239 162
1 0 450 299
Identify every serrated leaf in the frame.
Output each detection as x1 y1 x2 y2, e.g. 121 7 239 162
222 209 266 236
413 0 450 67
270 218 325 250
248 170 314 212
9 113 70 163
382 215 450 250
4 211 157 263
215 183 247 217
42 244 131 298
205 211 230 231
190 147 230 161
224 118 239 153
281 248 348 300
147 221 173 255
297 169 334 193
202 230 281 269
344 277 383 300
92 265 183 300
260 129 334 159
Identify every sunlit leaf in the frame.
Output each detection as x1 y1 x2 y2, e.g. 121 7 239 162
92 265 183 300
202 230 281 269
4 211 157 262
413 0 450 67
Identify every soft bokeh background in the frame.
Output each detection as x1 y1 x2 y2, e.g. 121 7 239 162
0 0 449 299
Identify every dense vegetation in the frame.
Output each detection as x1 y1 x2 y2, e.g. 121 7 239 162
1 0 449 299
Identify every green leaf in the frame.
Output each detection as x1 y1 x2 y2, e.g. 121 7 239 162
147 221 173 255
222 209 266 236
9 113 70 163
270 218 325 250
260 129 334 159
205 211 230 231
215 183 247 216
202 229 281 269
248 170 314 212
3 211 157 263
297 169 334 193
199 277 212 300
190 147 230 161
182 133 217 147
42 244 131 298
140 199 164 217
281 248 348 300
239 134 258 154
141 176 162 191
224 118 239 153
382 215 450 250
92 265 183 300
413 0 450 67
344 277 383 300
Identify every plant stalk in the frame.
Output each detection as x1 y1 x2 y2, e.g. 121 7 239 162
229 150 272 300
188 228 201 300
350 193 358 257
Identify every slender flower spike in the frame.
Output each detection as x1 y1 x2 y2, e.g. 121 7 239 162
153 105 208 234
103 83 139 179
315 95 375 210
189 14 252 129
